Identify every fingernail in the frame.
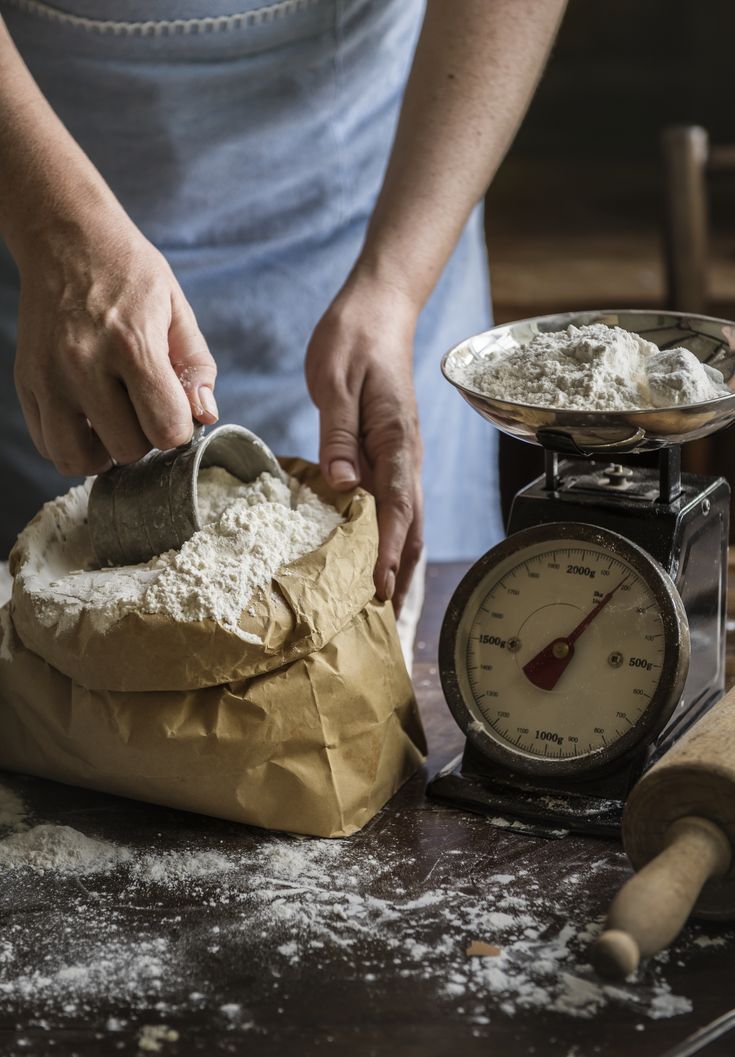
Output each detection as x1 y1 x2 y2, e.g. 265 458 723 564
198 386 219 421
329 459 358 487
384 569 396 601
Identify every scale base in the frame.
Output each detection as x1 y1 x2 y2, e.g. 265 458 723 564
427 752 625 838
428 686 722 839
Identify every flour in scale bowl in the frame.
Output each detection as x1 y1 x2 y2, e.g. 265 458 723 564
447 323 731 410
16 467 343 637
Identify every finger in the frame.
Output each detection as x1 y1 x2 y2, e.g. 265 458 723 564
372 446 415 602
114 316 195 452
39 402 110 477
83 378 155 465
15 384 50 460
168 288 218 426
318 383 361 491
392 484 424 617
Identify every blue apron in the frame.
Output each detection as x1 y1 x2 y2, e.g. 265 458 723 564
0 0 503 560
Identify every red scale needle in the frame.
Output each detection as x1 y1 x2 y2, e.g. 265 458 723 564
522 577 630 692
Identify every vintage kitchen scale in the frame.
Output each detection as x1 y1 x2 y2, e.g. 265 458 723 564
427 310 735 836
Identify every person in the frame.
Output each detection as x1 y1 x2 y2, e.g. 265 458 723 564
0 0 566 613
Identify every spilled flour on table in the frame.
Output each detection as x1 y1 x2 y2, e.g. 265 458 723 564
137 1023 179 1052
130 849 235 885
14 467 342 638
0 780 723 1038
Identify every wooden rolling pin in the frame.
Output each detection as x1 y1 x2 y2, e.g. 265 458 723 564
592 685 735 980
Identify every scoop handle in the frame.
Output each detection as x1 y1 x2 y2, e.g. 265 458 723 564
176 421 206 450
592 816 732 980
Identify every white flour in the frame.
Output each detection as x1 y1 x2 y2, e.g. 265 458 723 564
138 1024 179 1052
0 813 233 883
447 323 730 410
0 824 131 874
15 467 342 637
131 849 235 885
0 782 721 1034
196 464 278 525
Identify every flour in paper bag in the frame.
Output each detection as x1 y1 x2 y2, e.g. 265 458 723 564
15 468 342 638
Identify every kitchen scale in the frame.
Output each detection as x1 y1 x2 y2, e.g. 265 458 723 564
427 309 735 836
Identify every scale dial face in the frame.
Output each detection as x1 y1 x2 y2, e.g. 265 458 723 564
440 523 690 778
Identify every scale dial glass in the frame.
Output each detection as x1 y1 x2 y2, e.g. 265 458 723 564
442 524 689 777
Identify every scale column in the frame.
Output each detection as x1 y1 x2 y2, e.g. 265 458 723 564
545 450 559 492
658 446 682 505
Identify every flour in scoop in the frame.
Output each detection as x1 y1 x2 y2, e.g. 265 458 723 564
196 465 289 526
447 323 730 410
18 468 342 637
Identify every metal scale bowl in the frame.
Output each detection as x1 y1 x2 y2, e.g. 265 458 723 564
428 309 735 836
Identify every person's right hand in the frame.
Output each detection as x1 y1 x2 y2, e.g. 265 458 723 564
13 211 218 476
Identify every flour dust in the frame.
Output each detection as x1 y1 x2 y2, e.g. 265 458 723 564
0 779 725 1043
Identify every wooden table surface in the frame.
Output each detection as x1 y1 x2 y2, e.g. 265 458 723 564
0 563 733 1057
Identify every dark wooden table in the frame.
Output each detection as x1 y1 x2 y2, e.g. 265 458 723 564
0 563 733 1057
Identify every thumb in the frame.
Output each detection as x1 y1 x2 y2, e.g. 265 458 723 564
168 288 219 425
319 387 361 490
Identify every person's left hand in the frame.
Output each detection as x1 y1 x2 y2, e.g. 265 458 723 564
305 274 423 616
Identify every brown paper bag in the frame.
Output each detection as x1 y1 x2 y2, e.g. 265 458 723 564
10 458 381 692
0 460 426 836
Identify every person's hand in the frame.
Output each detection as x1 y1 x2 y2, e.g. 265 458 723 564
13 210 218 476
305 275 423 615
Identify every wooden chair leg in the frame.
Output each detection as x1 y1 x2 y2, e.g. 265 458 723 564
661 124 709 314
662 126 713 477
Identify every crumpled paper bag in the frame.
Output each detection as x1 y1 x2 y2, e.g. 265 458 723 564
0 460 426 836
10 458 381 692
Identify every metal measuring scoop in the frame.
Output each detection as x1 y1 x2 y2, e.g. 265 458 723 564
87 423 286 567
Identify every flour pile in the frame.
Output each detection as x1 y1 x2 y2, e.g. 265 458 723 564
0 824 131 875
0 805 231 884
447 323 731 410
16 467 342 636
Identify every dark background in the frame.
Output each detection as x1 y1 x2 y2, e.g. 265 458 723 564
487 0 735 517
507 0 735 160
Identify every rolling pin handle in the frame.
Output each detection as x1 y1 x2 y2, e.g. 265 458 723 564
592 816 732 981
592 929 640 980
